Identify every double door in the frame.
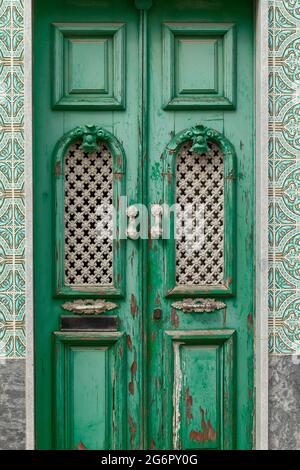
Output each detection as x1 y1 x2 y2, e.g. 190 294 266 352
34 0 254 450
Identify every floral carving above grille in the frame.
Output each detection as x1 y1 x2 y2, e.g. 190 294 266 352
175 141 224 286
64 141 113 287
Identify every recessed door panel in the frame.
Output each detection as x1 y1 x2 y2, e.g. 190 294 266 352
54 332 126 450
163 330 235 450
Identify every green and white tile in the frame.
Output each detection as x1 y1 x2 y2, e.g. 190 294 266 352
0 0 24 358
0 0 299 357
269 0 300 354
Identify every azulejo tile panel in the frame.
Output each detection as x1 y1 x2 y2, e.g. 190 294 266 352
0 0 25 358
0 0 298 357
268 0 300 354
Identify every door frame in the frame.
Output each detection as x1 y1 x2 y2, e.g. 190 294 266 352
24 0 269 449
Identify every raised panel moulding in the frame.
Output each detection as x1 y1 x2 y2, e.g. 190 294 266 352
163 22 236 109
52 23 125 109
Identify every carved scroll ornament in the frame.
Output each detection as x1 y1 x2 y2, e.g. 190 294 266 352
172 298 226 313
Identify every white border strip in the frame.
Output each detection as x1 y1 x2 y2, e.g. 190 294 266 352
255 0 269 450
24 0 269 449
24 0 34 450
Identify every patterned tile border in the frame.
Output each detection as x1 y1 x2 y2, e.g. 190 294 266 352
268 0 300 354
0 0 25 358
0 0 299 357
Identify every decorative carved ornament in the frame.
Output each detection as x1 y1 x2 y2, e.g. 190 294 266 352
62 299 118 315
169 124 235 156
68 124 115 154
171 298 226 313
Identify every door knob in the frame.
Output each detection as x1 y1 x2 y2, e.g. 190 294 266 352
151 204 163 239
126 205 139 239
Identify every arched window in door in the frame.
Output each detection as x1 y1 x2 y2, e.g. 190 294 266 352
163 124 236 296
53 125 125 297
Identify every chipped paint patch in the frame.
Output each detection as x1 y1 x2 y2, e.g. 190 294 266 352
185 387 193 424
171 308 179 328
130 294 138 318
189 407 217 443
55 161 61 176
129 351 137 395
128 415 137 450
126 335 133 350
173 342 183 449
77 441 88 450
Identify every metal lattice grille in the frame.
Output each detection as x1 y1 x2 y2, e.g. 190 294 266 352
175 141 224 286
64 142 113 287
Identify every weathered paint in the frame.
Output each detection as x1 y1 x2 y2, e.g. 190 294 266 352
34 0 254 450
147 0 254 450
185 388 193 423
189 407 217 443
34 0 144 450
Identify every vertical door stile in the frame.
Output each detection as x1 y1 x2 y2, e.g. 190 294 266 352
140 7 148 451
124 4 143 450
135 0 153 449
133 1 152 449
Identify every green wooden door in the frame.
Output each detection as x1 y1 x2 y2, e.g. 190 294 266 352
34 0 254 450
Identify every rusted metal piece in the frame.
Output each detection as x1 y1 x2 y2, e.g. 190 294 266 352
61 299 118 315
153 308 162 320
171 298 226 313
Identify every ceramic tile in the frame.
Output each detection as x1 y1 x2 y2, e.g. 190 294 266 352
0 0 24 358
0 0 299 357
269 0 300 354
